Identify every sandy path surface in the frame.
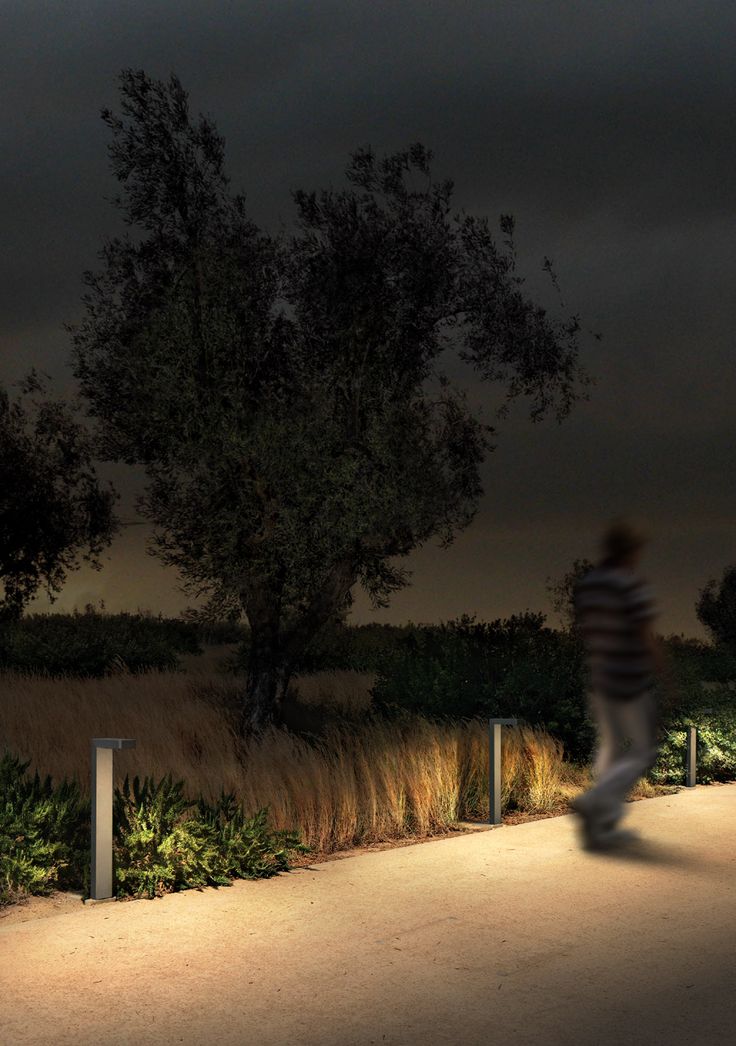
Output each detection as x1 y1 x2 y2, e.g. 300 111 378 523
2 785 735 1045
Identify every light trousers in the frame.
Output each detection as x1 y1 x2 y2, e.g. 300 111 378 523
586 688 659 825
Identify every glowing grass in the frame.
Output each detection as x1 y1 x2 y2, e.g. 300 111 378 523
0 668 671 855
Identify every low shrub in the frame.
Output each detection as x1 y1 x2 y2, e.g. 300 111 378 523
112 772 310 900
0 749 309 908
0 751 91 906
651 694 736 785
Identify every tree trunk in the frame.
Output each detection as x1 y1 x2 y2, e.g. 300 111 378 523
241 657 290 738
239 557 357 737
239 588 286 738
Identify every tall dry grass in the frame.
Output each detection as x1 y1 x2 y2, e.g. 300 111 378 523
290 669 377 716
0 667 656 854
0 669 247 805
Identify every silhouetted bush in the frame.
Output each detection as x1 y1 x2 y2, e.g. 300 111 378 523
225 620 405 676
0 608 202 677
370 613 596 762
662 634 736 688
293 621 405 673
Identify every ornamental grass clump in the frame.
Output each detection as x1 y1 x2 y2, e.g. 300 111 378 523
517 726 565 812
452 720 561 820
233 712 570 852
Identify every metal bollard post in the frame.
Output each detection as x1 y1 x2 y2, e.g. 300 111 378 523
685 710 713 788
86 738 136 903
489 718 518 825
685 726 697 788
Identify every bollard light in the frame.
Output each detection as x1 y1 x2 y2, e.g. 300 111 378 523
685 726 697 788
685 709 713 788
85 738 136 904
489 718 518 825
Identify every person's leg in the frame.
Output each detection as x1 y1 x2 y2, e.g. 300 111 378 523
583 690 658 833
590 691 619 781
571 692 626 840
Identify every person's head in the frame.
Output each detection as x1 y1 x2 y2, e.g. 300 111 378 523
601 517 649 568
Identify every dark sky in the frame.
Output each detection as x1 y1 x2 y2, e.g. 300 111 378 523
2 1 735 637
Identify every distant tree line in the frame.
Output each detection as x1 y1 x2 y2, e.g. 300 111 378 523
2 600 735 764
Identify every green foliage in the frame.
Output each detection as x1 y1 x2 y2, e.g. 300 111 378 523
0 750 91 907
0 752 309 909
0 607 202 677
664 632 736 684
112 772 222 898
371 613 595 761
191 619 249 646
113 773 310 900
194 793 309 880
651 695 736 785
286 621 403 674
657 635 736 723
223 620 406 676
545 557 595 633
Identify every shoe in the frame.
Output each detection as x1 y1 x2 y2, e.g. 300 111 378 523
571 792 621 849
570 792 596 817
584 826 640 851
571 792 618 824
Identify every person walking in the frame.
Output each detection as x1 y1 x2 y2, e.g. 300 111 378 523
571 518 671 850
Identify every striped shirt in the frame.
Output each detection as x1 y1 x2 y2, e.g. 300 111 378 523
573 562 658 700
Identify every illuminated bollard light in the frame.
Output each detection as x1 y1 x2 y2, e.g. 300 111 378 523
489 718 518 826
84 738 136 904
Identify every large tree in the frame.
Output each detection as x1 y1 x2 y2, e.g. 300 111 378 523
0 373 118 622
70 70 595 735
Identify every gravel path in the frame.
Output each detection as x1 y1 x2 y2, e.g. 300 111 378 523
2 784 735 1045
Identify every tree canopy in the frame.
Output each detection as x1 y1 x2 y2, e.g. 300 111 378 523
0 373 117 621
70 70 595 733
545 557 595 633
697 566 736 653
